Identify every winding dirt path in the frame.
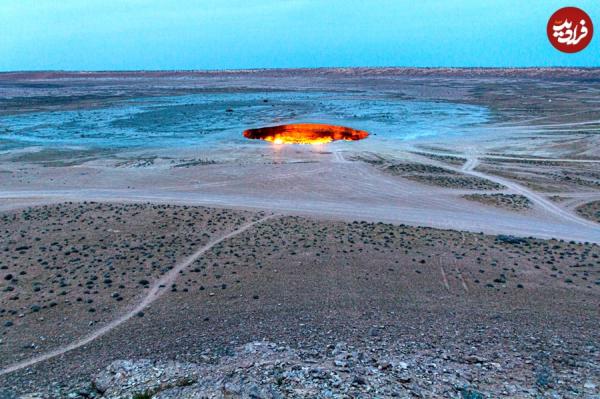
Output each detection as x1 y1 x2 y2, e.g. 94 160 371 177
0 215 274 376
0 150 598 243
459 156 598 229
461 156 479 172
406 149 599 230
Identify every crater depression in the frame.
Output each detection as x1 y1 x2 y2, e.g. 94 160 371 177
243 123 369 144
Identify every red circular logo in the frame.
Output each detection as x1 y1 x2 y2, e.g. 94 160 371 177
547 7 593 53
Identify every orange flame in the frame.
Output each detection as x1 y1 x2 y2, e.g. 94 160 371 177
243 123 369 145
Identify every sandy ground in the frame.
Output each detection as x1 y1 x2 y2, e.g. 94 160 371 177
1 148 598 243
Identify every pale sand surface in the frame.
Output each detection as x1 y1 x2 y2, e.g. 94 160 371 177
1 69 599 243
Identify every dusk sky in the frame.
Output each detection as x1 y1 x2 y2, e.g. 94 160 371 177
1 0 599 71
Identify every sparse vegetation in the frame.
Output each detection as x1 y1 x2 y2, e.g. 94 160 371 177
576 200 600 223
463 193 532 211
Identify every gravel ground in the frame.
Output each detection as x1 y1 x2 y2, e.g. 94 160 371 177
0 203 256 367
22 340 600 398
0 207 598 398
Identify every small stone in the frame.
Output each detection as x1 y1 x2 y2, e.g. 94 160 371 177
353 375 367 385
378 360 391 370
239 361 254 369
464 355 486 364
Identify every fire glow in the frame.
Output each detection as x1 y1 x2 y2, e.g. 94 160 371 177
243 123 369 145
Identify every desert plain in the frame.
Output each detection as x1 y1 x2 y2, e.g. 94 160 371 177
0 69 599 398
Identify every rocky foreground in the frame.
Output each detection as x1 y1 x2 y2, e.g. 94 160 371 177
3 205 598 398
21 339 599 399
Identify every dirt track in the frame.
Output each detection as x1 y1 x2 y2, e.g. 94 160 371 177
0 215 273 376
1 149 598 243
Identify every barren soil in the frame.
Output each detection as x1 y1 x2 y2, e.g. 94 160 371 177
0 204 598 398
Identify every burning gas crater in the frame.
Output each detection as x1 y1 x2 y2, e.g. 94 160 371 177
243 123 369 145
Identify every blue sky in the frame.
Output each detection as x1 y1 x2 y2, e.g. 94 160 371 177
1 0 599 71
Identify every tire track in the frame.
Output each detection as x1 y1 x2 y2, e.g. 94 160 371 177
0 215 274 376
408 150 599 230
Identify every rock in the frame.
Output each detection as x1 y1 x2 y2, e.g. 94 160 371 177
397 361 409 370
20 338 595 398
464 355 487 364
332 342 347 355
352 375 367 385
92 359 199 397
377 360 391 370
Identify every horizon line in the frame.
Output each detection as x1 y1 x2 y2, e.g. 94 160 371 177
1 66 600 74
